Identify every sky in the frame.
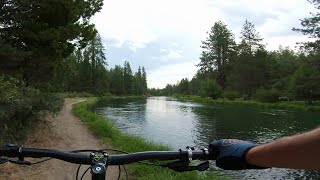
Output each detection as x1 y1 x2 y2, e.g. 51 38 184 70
91 0 316 89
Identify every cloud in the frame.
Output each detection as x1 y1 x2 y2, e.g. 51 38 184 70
148 61 199 89
91 0 158 50
92 0 317 88
159 46 184 62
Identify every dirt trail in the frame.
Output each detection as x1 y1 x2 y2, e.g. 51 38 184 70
0 98 118 180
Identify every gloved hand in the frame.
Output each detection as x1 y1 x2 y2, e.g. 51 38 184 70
209 139 265 170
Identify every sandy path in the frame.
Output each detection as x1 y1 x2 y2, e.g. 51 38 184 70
0 98 118 180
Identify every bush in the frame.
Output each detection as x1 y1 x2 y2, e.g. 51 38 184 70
56 92 94 98
200 80 222 99
223 91 238 100
253 88 281 103
0 76 64 144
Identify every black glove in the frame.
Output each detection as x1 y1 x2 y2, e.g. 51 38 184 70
209 139 266 170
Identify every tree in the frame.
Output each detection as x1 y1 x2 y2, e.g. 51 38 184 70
0 0 103 86
141 67 148 94
109 65 124 95
198 21 236 89
240 20 264 54
291 0 320 102
293 0 320 52
82 33 107 93
290 60 320 103
189 76 201 95
133 67 142 95
177 78 189 94
79 53 93 91
227 20 267 97
266 47 300 92
132 66 147 95
123 61 133 94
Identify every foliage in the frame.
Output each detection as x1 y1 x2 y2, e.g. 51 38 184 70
228 21 267 96
240 20 265 53
289 60 320 104
55 92 94 99
0 76 63 144
49 33 148 96
109 64 148 96
0 76 19 101
223 91 238 100
252 88 281 103
200 79 222 99
151 13 320 105
292 0 320 52
0 0 103 87
198 21 236 89
176 95 320 112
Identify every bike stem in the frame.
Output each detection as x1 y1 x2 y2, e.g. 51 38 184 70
90 152 108 180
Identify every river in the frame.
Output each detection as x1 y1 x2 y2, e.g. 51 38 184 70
96 96 320 179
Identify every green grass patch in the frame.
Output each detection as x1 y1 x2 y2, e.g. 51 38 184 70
173 95 320 112
72 99 227 180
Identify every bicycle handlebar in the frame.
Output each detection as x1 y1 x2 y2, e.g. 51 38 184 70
107 150 211 165
0 147 91 164
0 146 216 165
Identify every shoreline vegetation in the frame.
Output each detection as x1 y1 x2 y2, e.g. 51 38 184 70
172 95 320 112
72 97 227 180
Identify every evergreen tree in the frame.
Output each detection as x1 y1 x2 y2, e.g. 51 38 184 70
0 0 103 86
109 65 124 95
293 0 320 52
134 67 142 95
123 61 133 94
83 33 107 94
198 21 236 88
228 20 267 96
141 67 148 94
240 20 264 54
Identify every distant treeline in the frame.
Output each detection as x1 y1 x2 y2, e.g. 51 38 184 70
50 34 148 96
149 1 320 104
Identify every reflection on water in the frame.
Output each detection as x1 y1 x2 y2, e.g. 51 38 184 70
96 96 320 179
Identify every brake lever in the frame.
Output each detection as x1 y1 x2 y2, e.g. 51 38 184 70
8 159 32 165
188 161 209 171
165 160 209 172
0 158 31 165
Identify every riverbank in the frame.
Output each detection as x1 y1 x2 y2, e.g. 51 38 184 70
173 95 320 112
72 98 226 180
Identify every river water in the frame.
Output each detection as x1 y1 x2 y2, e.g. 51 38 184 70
96 96 320 179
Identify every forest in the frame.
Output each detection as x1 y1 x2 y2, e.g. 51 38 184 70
150 0 320 104
0 0 147 143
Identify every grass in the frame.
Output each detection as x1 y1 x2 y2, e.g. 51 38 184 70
173 95 320 112
72 98 227 180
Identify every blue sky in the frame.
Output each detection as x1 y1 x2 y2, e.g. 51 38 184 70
91 0 316 88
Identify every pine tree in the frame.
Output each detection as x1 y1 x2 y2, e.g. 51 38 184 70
240 20 264 54
123 61 133 94
0 0 103 86
293 0 320 52
198 21 236 89
141 67 148 94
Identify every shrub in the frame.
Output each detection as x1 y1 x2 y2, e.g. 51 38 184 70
200 80 222 99
0 76 63 144
56 92 94 98
253 88 281 103
223 91 238 100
